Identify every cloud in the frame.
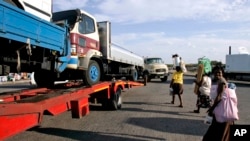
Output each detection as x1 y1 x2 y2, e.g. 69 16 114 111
53 0 89 12
93 0 250 23
53 0 250 23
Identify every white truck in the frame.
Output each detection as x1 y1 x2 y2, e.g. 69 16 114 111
144 57 169 82
0 0 145 87
225 54 250 80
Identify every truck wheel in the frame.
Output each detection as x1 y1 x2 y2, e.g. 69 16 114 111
83 60 100 86
110 87 122 110
130 69 138 81
143 74 148 86
161 76 168 82
34 70 55 87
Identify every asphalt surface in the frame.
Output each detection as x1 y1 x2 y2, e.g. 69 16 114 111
2 74 250 141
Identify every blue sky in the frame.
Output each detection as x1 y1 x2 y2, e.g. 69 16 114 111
53 0 250 64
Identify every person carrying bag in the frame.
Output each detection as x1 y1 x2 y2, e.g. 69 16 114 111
202 80 239 141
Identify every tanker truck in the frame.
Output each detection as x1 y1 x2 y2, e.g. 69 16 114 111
0 0 144 87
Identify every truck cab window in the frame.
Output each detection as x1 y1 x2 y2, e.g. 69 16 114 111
79 15 95 34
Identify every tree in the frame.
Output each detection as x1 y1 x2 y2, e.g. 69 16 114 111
210 60 223 66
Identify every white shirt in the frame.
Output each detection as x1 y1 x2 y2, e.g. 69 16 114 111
199 76 212 96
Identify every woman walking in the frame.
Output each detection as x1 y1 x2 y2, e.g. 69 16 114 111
170 66 184 108
193 72 212 113
202 67 236 141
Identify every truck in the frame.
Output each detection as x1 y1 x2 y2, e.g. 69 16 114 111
225 47 250 80
0 1 146 140
143 57 169 82
0 0 144 87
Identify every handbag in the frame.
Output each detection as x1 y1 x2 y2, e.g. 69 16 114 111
213 88 239 123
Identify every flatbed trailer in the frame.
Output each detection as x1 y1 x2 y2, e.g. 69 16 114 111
0 80 144 140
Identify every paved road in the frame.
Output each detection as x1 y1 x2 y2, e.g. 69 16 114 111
3 75 250 141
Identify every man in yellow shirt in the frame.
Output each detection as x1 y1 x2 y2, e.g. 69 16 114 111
170 66 184 107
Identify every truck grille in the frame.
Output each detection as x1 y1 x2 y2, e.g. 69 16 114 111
156 69 166 72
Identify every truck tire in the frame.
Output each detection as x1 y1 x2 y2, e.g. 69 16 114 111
143 71 151 82
110 87 122 110
130 69 138 81
83 60 101 86
161 76 168 82
101 100 109 110
143 74 148 86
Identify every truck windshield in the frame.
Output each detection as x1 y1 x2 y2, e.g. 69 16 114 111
145 58 163 64
52 9 95 34
78 15 95 34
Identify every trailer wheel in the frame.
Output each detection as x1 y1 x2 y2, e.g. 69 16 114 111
83 60 100 86
110 87 122 110
101 100 109 110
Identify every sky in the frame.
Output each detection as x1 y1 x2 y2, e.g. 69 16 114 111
53 0 250 64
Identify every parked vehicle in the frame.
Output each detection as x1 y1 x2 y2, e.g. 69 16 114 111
144 57 169 82
225 47 250 80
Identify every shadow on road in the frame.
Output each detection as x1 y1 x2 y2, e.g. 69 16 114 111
32 127 165 141
121 105 204 118
125 117 207 136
